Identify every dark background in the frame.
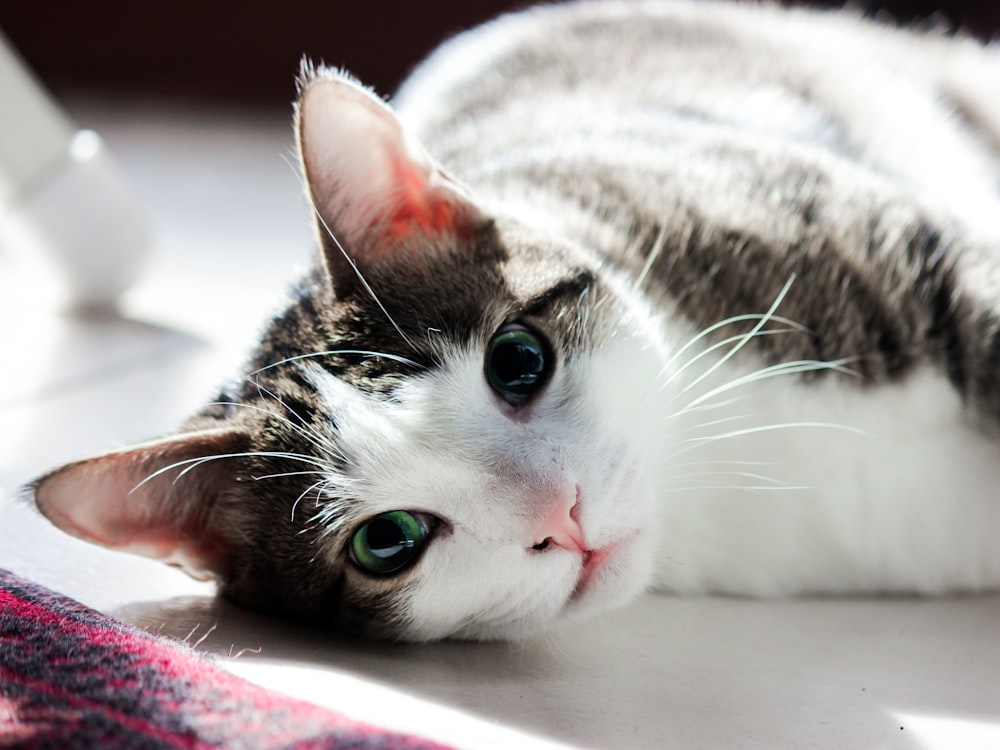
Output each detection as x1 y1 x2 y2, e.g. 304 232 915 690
3 1 998 109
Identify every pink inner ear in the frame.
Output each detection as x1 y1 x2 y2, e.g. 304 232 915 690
298 74 482 268
388 159 461 239
33 429 241 580
37 457 165 549
37 463 226 581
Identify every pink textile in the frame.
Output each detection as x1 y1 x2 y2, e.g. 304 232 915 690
0 569 450 750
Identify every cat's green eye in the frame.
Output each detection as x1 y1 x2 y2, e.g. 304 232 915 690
350 511 432 575
486 324 550 404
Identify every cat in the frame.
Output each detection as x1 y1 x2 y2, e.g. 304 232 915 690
30 0 1000 642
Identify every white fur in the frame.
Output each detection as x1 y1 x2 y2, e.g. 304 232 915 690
590 294 1000 598
655 363 1000 596
305 303 661 640
309 288 1000 640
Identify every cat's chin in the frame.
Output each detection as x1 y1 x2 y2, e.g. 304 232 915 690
446 531 655 643
560 530 654 623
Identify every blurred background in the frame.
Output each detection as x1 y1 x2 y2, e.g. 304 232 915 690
1 0 997 471
3 1 999 111
1 7 999 749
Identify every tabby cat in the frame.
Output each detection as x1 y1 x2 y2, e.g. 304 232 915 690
32 1 1000 641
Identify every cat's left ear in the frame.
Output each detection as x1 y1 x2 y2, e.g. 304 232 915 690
31 428 247 581
296 69 487 296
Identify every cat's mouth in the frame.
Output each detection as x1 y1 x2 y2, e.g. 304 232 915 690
570 541 622 600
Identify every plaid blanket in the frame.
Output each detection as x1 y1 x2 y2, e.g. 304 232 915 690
0 569 449 749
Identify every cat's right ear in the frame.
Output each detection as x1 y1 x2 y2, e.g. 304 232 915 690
30 427 247 581
295 67 486 297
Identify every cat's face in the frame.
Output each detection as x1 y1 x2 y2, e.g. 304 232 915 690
32 71 666 641
219 220 663 641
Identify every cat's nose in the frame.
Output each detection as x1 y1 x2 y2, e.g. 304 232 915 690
530 484 587 554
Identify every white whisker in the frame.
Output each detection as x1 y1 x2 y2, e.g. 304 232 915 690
252 470 329 481
660 308 807 380
251 379 354 466
314 210 418 352
677 275 797 394
307 478 365 537
670 420 868 459
669 470 792 485
667 483 815 493
131 451 337 493
247 349 421 377
634 223 668 289
208 398 349 467
291 478 334 523
674 413 749 435
667 458 779 470
663 328 803 387
663 397 748 425
683 358 856 412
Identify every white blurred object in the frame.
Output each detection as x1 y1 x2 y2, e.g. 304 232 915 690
0 30 151 311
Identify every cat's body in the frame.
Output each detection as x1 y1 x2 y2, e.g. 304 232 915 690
32 1 1000 641
394 1 1000 602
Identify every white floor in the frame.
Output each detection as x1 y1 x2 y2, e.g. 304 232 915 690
1 102 998 750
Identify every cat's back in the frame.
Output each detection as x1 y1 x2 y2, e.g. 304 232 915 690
395 0 1000 238
395 0 1000 419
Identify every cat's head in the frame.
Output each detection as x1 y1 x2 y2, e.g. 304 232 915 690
31 70 666 641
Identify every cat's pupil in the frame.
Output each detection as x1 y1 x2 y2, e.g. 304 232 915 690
486 325 550 403
366 518 413 559
493 340 542 386
350 511 430 575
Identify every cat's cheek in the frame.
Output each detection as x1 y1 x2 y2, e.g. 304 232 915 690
399 537 581 641
400 526 656 641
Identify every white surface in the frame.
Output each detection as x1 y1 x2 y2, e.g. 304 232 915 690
1 32 151 308
2 130 152 308
0 31 74 198
1 102 998 750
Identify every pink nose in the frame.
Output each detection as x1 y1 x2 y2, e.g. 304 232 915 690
531 485 587 553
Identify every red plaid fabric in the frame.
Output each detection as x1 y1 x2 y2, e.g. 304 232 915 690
0 569 451 750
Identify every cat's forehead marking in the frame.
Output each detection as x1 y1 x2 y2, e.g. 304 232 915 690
521 269 595 317
494 221 595 302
